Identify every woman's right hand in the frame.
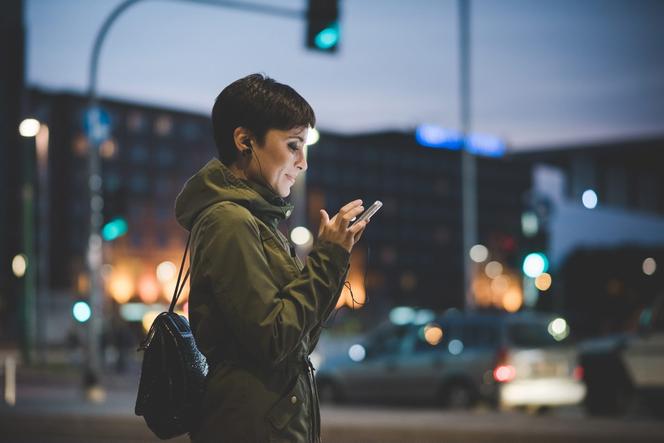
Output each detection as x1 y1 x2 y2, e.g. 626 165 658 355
318 199 368 253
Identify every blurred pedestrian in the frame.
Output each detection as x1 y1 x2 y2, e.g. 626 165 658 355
111 316 134 374
65 326 83 367
175 73 369 442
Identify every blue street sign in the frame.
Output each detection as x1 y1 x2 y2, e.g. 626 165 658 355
84 106 111 144
416 124 506 157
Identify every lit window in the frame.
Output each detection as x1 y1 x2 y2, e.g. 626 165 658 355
127 111 146 133
154 115 173 136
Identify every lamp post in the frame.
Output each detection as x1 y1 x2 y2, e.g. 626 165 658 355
18 118 40 364
35 124 50 364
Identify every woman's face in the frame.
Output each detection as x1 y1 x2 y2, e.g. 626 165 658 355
249 126 308 198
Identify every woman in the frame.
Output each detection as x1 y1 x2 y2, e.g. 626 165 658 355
175 73 368 442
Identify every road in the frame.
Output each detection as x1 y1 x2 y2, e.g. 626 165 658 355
1 366 663 442
2 405 664 443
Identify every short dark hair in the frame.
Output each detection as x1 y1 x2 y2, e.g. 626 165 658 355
211 73 316 165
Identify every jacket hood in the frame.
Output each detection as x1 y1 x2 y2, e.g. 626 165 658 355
175 158 294 231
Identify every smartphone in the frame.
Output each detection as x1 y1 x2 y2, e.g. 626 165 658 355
351 200 383 225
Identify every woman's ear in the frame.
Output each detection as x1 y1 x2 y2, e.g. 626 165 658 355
232 127 253 156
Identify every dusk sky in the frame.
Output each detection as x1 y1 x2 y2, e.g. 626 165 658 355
25 0 664 150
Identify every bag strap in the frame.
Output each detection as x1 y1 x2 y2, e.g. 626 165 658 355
169 232 191 313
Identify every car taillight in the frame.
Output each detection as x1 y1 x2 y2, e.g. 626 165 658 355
493 347 516 382
493 364 516 382
573 365 584 381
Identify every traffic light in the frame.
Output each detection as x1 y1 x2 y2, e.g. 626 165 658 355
102 218 128 241
306 0 340 53
102 186 128 241
72 300 92 323
522 252 549 278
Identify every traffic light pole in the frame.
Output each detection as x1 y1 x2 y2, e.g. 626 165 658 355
459 0 477 310
84 0 309 399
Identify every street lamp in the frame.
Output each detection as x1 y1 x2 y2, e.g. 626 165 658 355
19 118 40 137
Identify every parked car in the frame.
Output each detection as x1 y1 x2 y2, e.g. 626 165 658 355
315 309 586 410
579 296 664 417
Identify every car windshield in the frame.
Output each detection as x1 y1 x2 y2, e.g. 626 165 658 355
508 322 566 348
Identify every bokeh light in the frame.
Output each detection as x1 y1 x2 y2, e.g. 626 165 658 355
19 118 40 137
642 257 656 276
99 139 117 158
348 344 366 362
521 211 539 237
306 127 320 146
491 275 509 294
485 261 503 279
290 226 312 246
389 306 416 325
109 273 134 304
12 254 27 278
138 274 160 304
535 272 552 291
503 288 523 312
582 189 598 209
548 317 570 341
494 365 516 382
72 301 92 323
423 324 443 346
156 261 176 284
448 339 464 355
523 253 548 278
469 244 489 263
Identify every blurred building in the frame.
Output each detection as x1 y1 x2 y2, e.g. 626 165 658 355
307 132 532 312
0 0 25 343
18 89 216 343
516 138 664 336
7 89 533 343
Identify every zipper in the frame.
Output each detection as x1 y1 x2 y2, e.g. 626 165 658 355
263 222 301 273
305 356 320 443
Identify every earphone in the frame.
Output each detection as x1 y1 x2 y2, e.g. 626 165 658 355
242 139 253 157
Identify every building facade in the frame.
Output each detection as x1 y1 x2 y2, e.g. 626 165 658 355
7 90 533 343
0 0 25 343
307 132 532 313
518 139 664 336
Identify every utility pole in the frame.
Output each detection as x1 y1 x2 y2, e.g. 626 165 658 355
35 125 50 364
459 0 477 310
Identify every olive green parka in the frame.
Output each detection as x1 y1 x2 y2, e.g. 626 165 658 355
175 158 349 443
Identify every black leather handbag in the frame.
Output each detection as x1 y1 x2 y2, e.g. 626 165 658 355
135 233 209 440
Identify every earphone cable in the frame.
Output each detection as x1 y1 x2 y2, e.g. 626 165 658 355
321 243 370 329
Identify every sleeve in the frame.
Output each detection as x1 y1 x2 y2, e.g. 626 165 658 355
308 266 349 354
198 203 350 367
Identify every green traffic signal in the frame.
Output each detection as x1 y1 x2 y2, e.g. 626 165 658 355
102 217 128 241
522 252 549 278
73 301 92 323
314 22 339 50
